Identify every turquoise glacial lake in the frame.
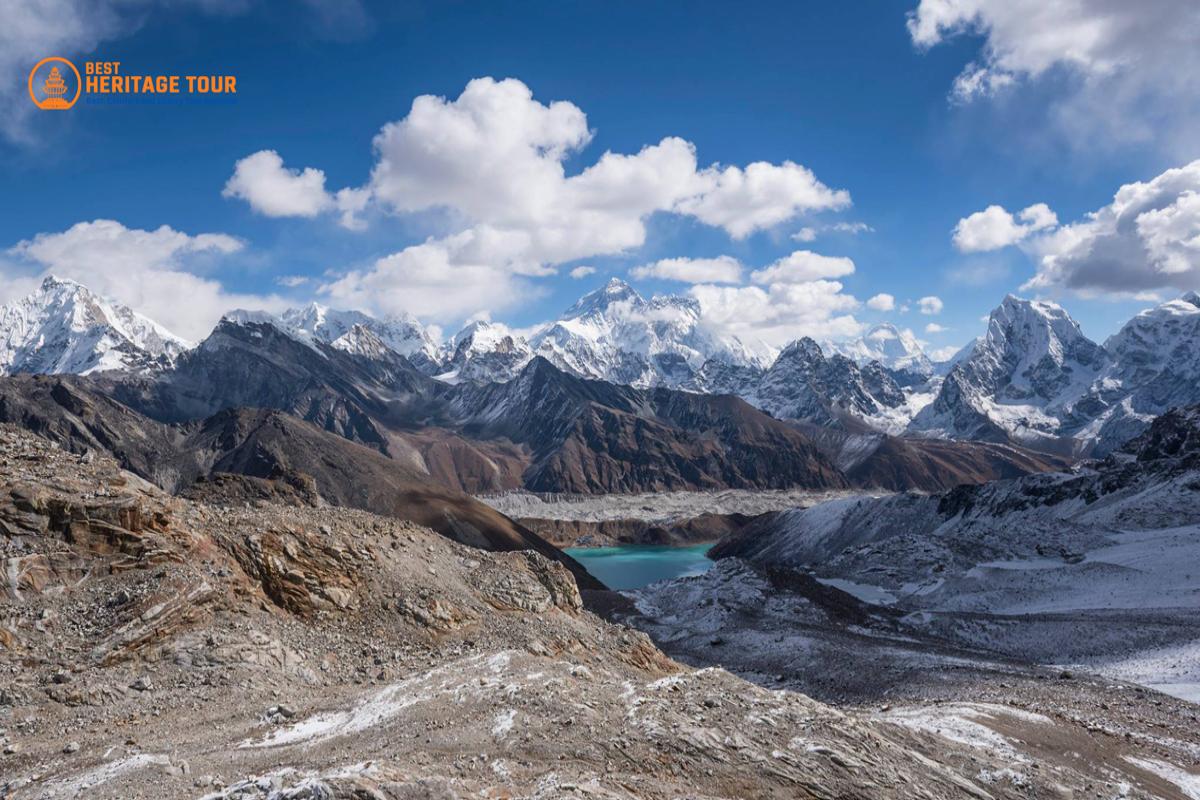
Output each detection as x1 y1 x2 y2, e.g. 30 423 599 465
564 543 714 590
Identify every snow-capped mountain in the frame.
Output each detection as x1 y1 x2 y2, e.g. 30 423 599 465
528 278 773 389
746 337 907 430
823 323 934 380
0 276 188 375
225 302 443 373
278 303 442 373
437 320 535 384
909 295 1110 450
1067 291 1200 453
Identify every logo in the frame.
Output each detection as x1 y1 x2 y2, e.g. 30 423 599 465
28 57 237 108
29 57 81 110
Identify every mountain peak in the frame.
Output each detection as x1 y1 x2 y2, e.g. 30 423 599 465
1182 290 1200 308
995 293 1068 320
562 277 645 319
40 274 86 293
1 277 188 376
824 323 933 377
330 323 390 359
779 337 825 362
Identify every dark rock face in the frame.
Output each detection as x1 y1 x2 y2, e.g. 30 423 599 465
108 320 443 445
0 376 601 589
1115 404 1200 465
844 436 1068 492
450 358 848 493
752 338 904 426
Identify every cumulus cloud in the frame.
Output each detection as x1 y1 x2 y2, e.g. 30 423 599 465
223 151 334 218
918 295 944 315
749 250 855 285
866 293 896 311
688 281 862 347
319 228 540 322
303 77 850 321
925 322 948 334
223 150 369 229
1024 159 1200 294
238 75 849 316
6 219 284 340
929 345 962 362
953 203 1058 252
675 161 850 239
907 0 1200 152
568 265 596 279
792 227 818 243
630 256 742 284
361 78 848 253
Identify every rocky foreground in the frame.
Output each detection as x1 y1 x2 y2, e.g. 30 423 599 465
2 427 1199 799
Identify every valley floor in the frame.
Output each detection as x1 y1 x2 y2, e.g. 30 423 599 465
5 429 1200 799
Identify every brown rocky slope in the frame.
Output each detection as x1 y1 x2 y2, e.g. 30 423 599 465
2 426 1187 799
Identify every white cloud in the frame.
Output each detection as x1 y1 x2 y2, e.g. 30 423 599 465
1024 159 1200 294
363 78 848 254
929 345 962 362
6 219 284 341
866 293 896 311
239 76 846 299
300 77 851 321
829 221 873 235
908 0 1200 152
918 295 944 315
568 265 596 279
688 281 862 347
276 275 310 288
749 250 855 284
791 221 872 243
223 150 368 230
925 322 949 334
953 203 1057 252
630 256 742 284
319 228 539 322
792 227 817 242
676 161 850 239
223 150 334 218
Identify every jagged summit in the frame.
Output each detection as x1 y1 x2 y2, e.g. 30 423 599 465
329 323 391 359
530 278 769 390
438 319 535 384
0 275 188 376
824 323 934 377
561 277 645 319
909 294 1109 448
750 336 905 427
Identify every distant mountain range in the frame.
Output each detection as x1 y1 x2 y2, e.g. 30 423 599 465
3 275 1198 458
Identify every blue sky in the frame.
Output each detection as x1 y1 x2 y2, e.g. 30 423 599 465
3 0 1198 352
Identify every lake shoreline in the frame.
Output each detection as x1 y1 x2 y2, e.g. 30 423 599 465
564 543 716 590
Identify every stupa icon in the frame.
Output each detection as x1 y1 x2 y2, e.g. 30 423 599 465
40 66 71 109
